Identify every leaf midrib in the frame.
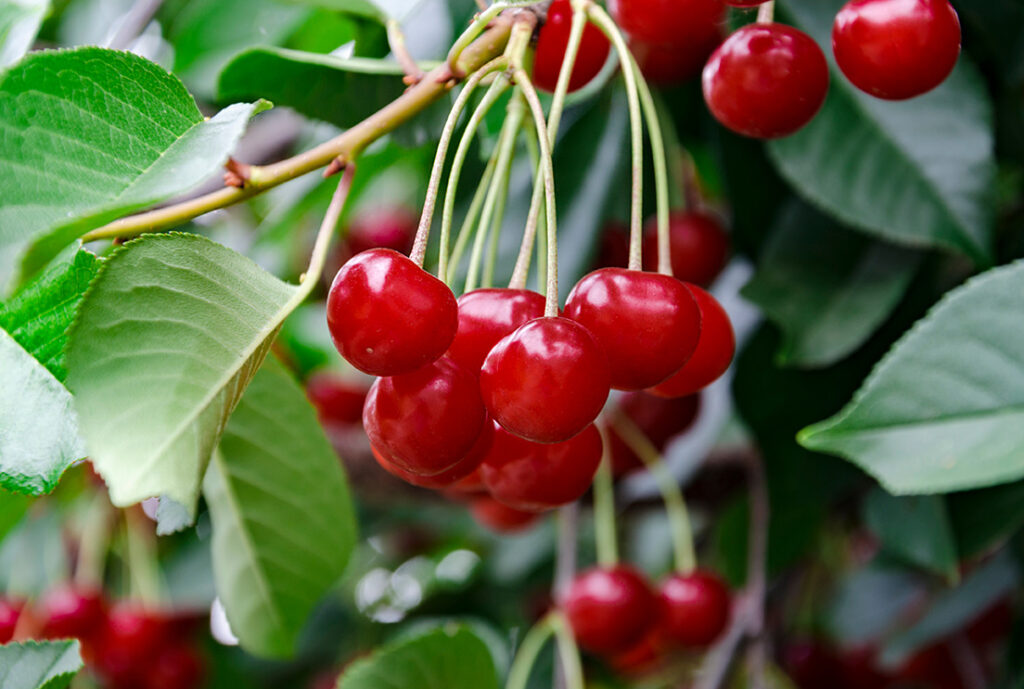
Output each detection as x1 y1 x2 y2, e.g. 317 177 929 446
810 402 1024 440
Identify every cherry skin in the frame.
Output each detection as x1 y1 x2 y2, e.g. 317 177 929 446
146 643 205 689
650 286 734 398
611 0 725 47
533 0 611 93
0 598 20 643
643 210 730 286
470 495 540 533
446 288 546 375
305 372 368 426
371 421 492 489
481 422 603 512
565 268 701 390
725 0 770 5
630 24 722 85
38 586 106 641
327 248 458 376
563 565 660 655
609 631 663 678
703 23 829 139
609 392 700 476
833 0 960 100
344 206 417 257
363 357 486 476
93 605 171 689
480 316 610 443
658 570 730 647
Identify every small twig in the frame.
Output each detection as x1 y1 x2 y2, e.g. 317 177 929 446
106 0 165 50
223 157 251 188
693 604 750 689
387 19 426 85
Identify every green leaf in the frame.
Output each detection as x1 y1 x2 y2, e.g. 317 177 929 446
769 0 996 265
277 0 383 19
0 47 266 286
0 0 48 68
742 202 920 367
0 509 67 596
338 625 500 689
863 488 958 578
0 640 82 689
800 260 1024 494
0 247 101 381
0 328 83 495
67 233 304 519
0 489 30 543
203 357 356 658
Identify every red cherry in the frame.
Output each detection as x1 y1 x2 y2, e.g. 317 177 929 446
833 0 960 100
609 631 663 678
650 286 734 398
702 23 829 139
327 248 458 376
146 643 205 689
305 372 368 426
609 392 700 476
533 0 611 93
725 0 770 5
371 421 492 489
611 0 725 47
480 316 610 443
481 422 603 512
344 206 417 257
565 268 701 391
564 566 659 655
93 606 171 688
470 495 539 533
364 357 487 476
0 599 20 643
446 288 546 375
658 570 730 647
38 587 106 641
642 211 730 286
782 640 843 689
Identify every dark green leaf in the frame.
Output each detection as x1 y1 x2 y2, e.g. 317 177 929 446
0 0 48 68
742 202 920 367
0 489 29 543
800 260 1024 495
769 0 996 264
337 625 500 689
949 480 1024 558
204 358 356 658
863 488 958 578
0 640 82 689
0 47 265 286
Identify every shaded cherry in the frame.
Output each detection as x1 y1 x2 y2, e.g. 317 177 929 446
446 288 546 375
642 210 730 286
93 605 171 689
650 286 734 398
533 0 611 93
327 248 458 376
481 422 603 512
38 586 106 641
782 640 843 689
630 17 723 85
895 642 965 689
364 357 486 476
611 0 725 47
594 221 630 270
609 392 700 476
563 565 659 655
609 631 663 678
702 23 829 139
344 206 417 257
305 372 368 426
565 268 701 391
0 598 20 643
146 643 205 689
470 496 540 533
480 316 610 443
837 646 892 689
833 0 960 100
371 421 492 489
658 570 730 647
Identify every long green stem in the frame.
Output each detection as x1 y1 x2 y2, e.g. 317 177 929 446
505 616 556 689
446 0 537 71
757 1 775 23
586 4 645 271
610 412 696 574
303 164 355 287
630 58 673 277
593 426 619 567
550 611 586 689
124 508 163 607
73 492 112 590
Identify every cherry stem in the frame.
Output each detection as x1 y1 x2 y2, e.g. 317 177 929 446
586 4 645 272
593 424 619 567
387 19 424 84
549 611 586 689
629 56 672 276
757 1 775 23
448 149 499 285
438 74 512 283
124 507 164 607
411 57 510 268
303 164 356 288
447 1 537 72
73 491 112 590
610 411 696 574
505 612 584 689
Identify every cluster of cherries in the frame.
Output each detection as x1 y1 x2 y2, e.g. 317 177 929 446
532 0 962 139
1 587 204 689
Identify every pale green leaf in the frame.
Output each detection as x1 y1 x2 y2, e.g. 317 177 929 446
204 358 356 658
0 0 48 68
0 47 266 286
0 640 82 689
800 260 1024 494
863 489 957 578
67 233 307 518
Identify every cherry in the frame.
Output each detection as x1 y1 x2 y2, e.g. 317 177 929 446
563 565 659 655
364 357 487 476
658 570 730 647
92 606 172 689
609 631 663 678
782 640 843 689
470 495 540 533
146 643 205 689
650 286 734 398
533 0 611 93
609 392 700 476
38 586 106 641
702 23 829 139
371 421 492 489
833 0 960 100
725 0 770 5
305 372 368 426
611 0 725 48
0 598 20 643
480 316 610 443
642 210 730 286
446 288 546 375
327 248 458 376
344 206 417 257
565 268 701 390
481 422 603 512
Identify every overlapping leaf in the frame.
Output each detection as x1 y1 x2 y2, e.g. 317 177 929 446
0 640 81 689
0 0 48 67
